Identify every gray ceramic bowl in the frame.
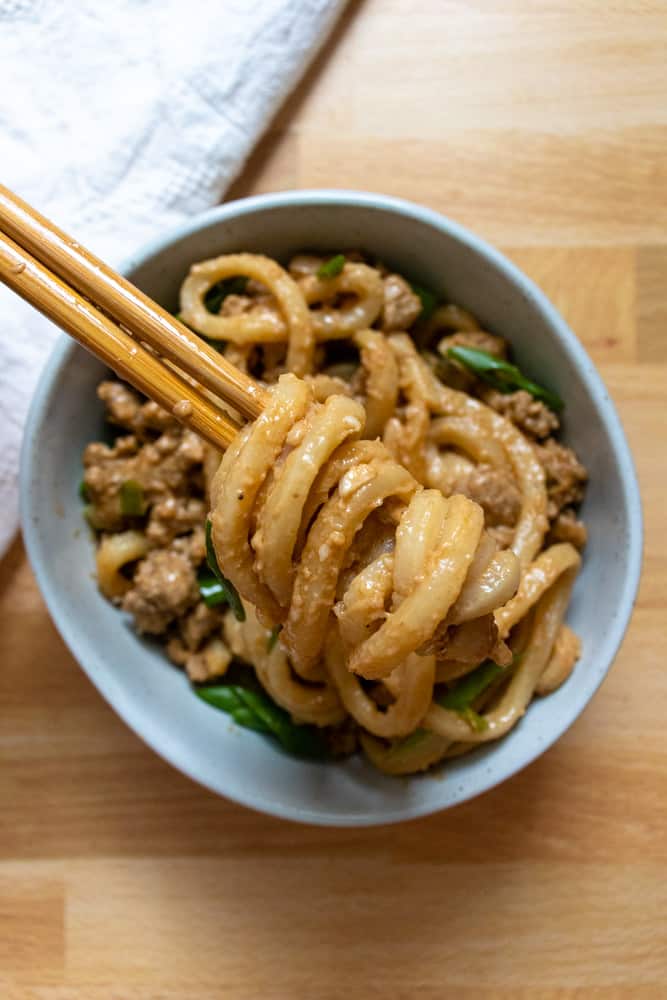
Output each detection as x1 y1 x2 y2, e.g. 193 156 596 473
20 190 642 825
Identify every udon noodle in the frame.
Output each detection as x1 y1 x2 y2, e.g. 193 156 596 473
83 250 587 774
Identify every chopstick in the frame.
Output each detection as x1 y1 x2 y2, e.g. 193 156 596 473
0 230 241 449
0 184 271 451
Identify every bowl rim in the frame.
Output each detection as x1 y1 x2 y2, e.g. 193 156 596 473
20 188 644 825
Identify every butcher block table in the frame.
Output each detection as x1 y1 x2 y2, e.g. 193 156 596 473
2 2 666 996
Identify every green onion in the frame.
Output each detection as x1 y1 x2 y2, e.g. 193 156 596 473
195 684 242 713
230 706 271 733
411 283 438 324
204 276 248 314
387 727 429 756
119 479 146 516
435 659 505 732
194 682 328 758
460 706 489 733
238 687 329 758
197 570 229 609
78 479 90 502
316 254 346 279
437 660 504 712
205 519 245 621
446 346 564 412
267 625 282 652
387 663 504 750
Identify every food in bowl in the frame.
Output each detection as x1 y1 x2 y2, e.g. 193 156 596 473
80 248 587 775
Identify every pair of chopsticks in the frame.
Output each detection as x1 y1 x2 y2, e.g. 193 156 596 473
0 185 269 450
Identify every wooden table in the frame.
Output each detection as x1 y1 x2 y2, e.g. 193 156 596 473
2 2 666 995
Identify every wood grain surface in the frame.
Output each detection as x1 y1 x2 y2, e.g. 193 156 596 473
2 2 666 996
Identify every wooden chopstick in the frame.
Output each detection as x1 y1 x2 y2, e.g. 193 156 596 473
0 184 269 422
0 229 240 450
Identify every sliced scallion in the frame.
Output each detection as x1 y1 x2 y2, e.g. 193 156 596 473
446 346 564 412
316 254 346 279
205 519 245 621
119 479 146 516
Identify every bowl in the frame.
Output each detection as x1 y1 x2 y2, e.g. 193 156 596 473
20 190 643 826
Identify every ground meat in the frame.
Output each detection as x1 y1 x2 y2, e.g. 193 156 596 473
98 380 179 438
482 388 559 440
438 329 508 359
185 642 231 682
133 399 180 436
220 294 253 316
139 430 204 496
146 496 207 546
179 601 225 650
172 526 207 567
535 439 587 520
167 633 231 682
381 274 422 331
122 548 199 634
547 508 588 549
460 464 522 527
487 524 515 549
97 381 141 428
86 380 206 535
288 254 324 278
82 436 141 530
82 423 206 533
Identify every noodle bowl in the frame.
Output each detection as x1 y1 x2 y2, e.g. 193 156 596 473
83 247 588 775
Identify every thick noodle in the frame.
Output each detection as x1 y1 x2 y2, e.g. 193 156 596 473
211 375 521 711
101 247 586 777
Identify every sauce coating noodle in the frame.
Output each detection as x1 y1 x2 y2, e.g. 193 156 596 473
84 250 587 775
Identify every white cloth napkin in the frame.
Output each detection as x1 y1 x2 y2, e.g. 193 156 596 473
0 0 347 559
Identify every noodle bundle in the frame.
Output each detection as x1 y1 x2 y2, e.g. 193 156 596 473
83 249 587 774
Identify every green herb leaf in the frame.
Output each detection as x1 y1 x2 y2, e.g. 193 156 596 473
437 660 504 712
197 570 229 609
446 346 564 412
274 723 330 759
195 684 243 714
411 283 438 324
205 519 245 621
316 254 346 279
460 706 489 733
266 625 282 652
231 706 271 733
204 276 248 314
119 479 146 516
237 688 329 758
194 682 328 759
78 479 90 502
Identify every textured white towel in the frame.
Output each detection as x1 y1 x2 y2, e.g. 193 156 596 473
0 0 347 558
